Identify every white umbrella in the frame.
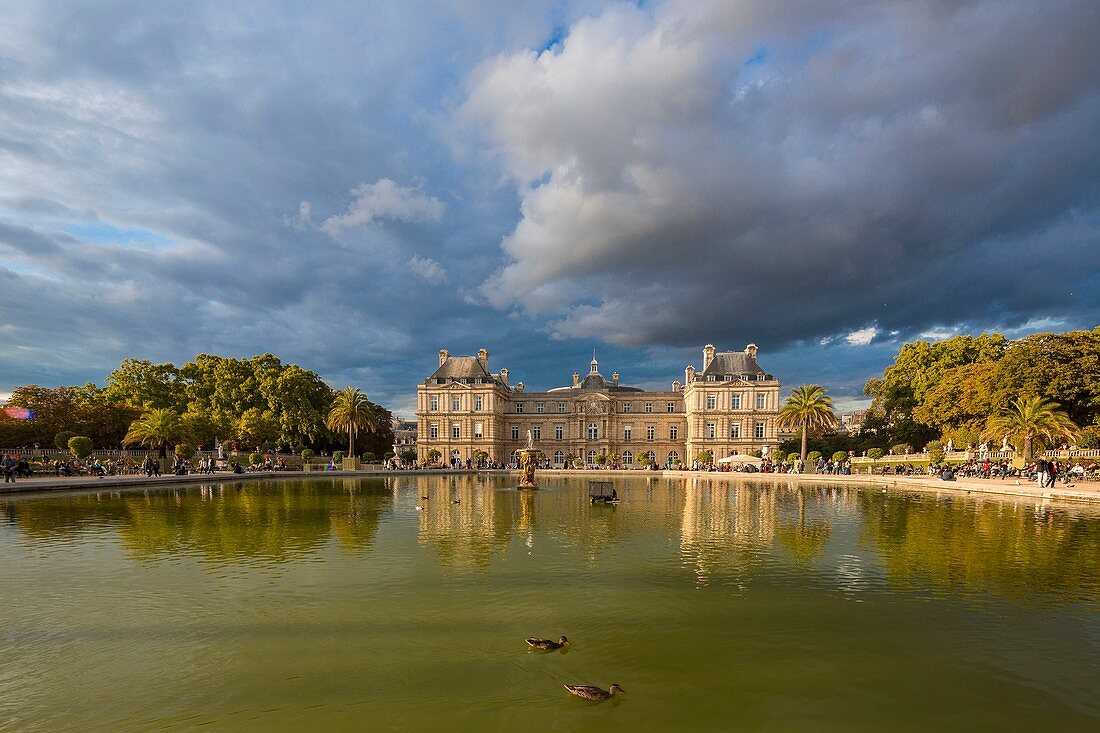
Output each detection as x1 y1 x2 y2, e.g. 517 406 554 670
716 454 762 466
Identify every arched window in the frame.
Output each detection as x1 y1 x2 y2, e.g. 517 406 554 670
553 450 565 466
587 423 599 440
510 450 520 467
586 450 597 465
667 450 679 464
622 450 633 465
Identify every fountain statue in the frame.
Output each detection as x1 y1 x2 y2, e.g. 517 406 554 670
518 429 539 490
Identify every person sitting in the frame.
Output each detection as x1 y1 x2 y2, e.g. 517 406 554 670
940 466 955 481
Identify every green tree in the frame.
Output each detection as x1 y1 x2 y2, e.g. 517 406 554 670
124 408 187 458
831 451 849 462
301 448 316 461
807 450 823 464
867 448 884 461
399 449 418 463
564 452 578 469
925 440 944 464
594 452 608 467
426 448 441 464
981 395 1079 462
236 407 280 448
54 431 75 450
67 435 93 459
777 385 840 462
105 359 180 409
326 387 378 458
696 450 714 465
174 444 196 460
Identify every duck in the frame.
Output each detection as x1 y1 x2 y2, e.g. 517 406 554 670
525 635 568 650
564 683 624 701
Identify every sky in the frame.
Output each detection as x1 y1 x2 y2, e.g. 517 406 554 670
1 0 1098 417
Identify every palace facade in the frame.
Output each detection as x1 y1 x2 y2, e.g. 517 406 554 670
415 344 781 467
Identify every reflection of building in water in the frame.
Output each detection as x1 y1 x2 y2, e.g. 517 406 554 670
417 481 515 568
678 479 778 583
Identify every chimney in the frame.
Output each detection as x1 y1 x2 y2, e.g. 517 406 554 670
516 382 525 393
745 343 758 359
438 349 449 367
612 371 620 387
477 348 489 371
703 344 715 371
672 380 681 393
572 371 580 387
685 365 696 384
500 367 509 386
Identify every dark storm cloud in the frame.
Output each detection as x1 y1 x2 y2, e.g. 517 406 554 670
0 0 1097 412
465 0 1100 352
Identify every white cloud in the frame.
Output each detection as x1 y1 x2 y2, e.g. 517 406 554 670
284 201 313 229
321 179 444 235
408 255 447 283
845 327 878 346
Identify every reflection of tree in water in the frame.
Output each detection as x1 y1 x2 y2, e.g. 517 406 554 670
328 480 393 554
859 493 1100 600
117 481 334 563
776 488 833 564
679 479 780 584
417 479 515 568
3 493 132 543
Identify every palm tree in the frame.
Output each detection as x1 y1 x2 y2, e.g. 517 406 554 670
326 387 378 459
564 452 578 469
981 395 1078 462
124 408 187 458
778 385 839 463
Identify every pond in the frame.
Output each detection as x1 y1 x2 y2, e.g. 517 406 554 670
1 476 1098 732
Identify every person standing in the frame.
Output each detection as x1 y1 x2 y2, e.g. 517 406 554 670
1036 457 1050 488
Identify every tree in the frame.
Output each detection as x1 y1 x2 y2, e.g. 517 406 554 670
925 440 944 464
426 448 442 464
831 451 849 463
399 449 418 463
696 450 714 465
68 435 93 459
606 451 619 467
777 385 840 462
124 408 187 457
301 449 315 461
54 431 75 450
807 451 823 464
564 452 578 469
326 387 377 458
174 444 196 460
867 448 884 461
981 395 1079 462
594 452 608 467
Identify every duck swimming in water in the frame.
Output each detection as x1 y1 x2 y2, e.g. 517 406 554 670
564 683 624 701
525 635 568 650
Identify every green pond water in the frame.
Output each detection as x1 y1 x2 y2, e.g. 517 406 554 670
1 476 1099 732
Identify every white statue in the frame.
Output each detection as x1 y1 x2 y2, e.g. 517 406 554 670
946 438 953 452
1001 435 1010 452
526 429 534 450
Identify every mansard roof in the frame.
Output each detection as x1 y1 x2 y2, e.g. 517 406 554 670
699 351 775 380
429 354 495 378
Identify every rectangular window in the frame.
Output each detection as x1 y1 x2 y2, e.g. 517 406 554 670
644 402 653 413
667 402 675 413
731 394 741 410
588 424 599 440
622 402 632 413
429 396 438 412
624 426 632 441
707 374 716 382
706 394 716 410
730 423 740 439
532 426 541 440
670 425 678 440
511 425 519 441
555 425 564 440
429 422 438 439
755 421 765 439
451 396 461 412
451 422 461 439
557 402 566 413
516 403 524 413
474 396 483 411
756 393 766 410
536 402 544 413
473 421 483 439
707 422 716 439
646 425 655 441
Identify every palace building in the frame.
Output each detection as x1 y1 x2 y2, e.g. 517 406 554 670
415 344 781 467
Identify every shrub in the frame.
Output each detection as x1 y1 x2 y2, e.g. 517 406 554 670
361 452 377 463
925 440 944 464
399 449 417 462
55 431 77 451
249 452 263 465
67 435 93 459
383 451 395 459
333 451 345 463
748 450 762 458
787 452 800 464
301 448 315 461
807 451 823 463
832 451 849 462
890 443 912 455
174 444 196 460
867 448 885 461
